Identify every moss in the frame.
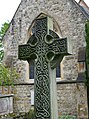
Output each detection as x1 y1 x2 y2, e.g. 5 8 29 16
14 97 21 101
0 113 16 118
23 109 34 119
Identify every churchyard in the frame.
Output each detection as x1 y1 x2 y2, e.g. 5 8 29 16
0 0 89 118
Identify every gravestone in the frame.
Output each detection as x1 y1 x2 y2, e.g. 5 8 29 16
18 16 70 119
0 94 14 115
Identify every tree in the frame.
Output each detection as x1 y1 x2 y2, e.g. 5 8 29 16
0 21 19 87
0 63 19 86
0 21 9 40
85 20 89 86
0 22 19 92
0 40 4 62
0 21 9 62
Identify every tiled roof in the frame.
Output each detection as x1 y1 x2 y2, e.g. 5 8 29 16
73 0 89 18
80 6 89 17
78 0 89 17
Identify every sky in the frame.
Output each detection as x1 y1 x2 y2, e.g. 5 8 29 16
0 0 89 30
0 0 21 29
76 0 89 4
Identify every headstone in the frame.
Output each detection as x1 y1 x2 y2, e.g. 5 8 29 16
0 94 14 115
18 16 70 119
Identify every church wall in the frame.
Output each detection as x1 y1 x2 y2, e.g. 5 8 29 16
12 83 88 118
57 83 88 118
3 0 87 82
13 85 34 113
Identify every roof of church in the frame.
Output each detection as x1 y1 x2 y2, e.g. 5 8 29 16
73 0 89 18
79 0 89 8
78 0 89 17
80 6 89 16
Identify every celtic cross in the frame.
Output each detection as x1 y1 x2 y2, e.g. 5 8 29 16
18 16 69 119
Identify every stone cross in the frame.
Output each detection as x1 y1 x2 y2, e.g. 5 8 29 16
18 16 69 119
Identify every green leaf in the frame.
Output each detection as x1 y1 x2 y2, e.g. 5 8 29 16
0 21 9 40
0 64 19 86
85 20 89 86
0 21 9 62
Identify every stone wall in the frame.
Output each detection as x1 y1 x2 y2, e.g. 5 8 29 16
13 83 88 118
13 84 34 113
57 83 88 118
0 84 87 118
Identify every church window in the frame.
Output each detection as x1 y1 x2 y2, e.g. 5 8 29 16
56 65 61 78
78 47 85 73
29 62 34 79
31 90 34 105
78 62 85 73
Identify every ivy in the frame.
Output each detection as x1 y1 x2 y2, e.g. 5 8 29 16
85 20 89 86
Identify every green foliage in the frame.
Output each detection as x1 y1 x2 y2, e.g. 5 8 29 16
59 115 77 119
0 64 19 86
0 21 9 40
0 40 4 62
23 109 35 119
85 20 89 86
0 21 19 86
0 112 78 119
0 21 9 62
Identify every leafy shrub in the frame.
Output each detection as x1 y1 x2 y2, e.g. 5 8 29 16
23 109 34 119
0 64 19 86
59 115 77 119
